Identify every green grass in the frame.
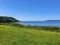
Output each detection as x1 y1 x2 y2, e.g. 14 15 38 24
0 25 60 45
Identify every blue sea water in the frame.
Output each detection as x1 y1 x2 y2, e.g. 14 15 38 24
18 21 60 27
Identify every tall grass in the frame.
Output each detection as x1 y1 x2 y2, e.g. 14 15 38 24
0 25 60 45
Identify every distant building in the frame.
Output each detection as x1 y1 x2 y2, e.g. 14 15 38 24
0 16 19 23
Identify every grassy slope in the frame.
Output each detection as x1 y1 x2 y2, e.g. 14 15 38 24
0 25 60 45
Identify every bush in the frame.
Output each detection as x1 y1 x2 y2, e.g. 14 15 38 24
0 23 60 32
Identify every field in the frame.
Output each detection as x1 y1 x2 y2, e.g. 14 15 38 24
0 25 60 45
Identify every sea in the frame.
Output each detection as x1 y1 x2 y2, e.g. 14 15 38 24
17 21 60 27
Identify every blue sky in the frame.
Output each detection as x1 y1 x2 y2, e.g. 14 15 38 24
0 0 60 21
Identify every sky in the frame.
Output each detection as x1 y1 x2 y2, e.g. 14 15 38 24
0 0 60 21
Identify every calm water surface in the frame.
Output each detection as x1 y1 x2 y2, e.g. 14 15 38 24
18 21 60 27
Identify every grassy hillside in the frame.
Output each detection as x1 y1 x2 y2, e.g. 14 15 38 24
0 25 60 45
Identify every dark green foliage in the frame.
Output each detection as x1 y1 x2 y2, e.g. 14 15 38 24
17 25 60 31
37 26 59 30
0 21 60 32
0 16 19 23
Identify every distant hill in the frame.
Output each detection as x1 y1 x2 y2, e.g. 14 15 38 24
0 16 19 23
46 20 60 22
